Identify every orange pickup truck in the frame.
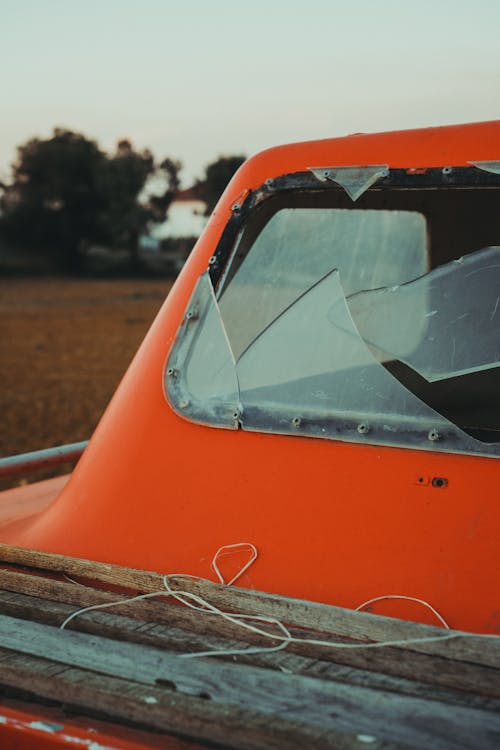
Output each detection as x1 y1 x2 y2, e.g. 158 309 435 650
0 121 499 749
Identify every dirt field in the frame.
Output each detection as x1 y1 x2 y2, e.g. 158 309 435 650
1 277 172 489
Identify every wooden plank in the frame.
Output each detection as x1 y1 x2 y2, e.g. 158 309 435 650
165 576 500 667
0 587 243 661
0 543 497 667
0 543 162 591
1 570 500 702
0 648 367 750
2 587 499 710
0 614 499 750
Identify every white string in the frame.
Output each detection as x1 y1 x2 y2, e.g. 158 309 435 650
59 544 499 659
59 588 175 630
162 575 292 658
59 571 291 658
162 576 498 658
211 542 258 586
355 595 451 630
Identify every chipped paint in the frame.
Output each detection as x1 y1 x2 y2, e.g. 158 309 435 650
0 711 117 749
60 736 114 749
29 720 64 732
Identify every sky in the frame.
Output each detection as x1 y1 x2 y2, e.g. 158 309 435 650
1 0 500 186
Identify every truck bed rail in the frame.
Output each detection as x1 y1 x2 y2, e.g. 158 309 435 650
0 441 88 479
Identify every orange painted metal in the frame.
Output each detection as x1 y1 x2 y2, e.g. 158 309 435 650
1 122 499 634
0 699 202 749
0 475 69 527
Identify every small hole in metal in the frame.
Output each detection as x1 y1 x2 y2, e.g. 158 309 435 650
208 256 216 265
431 477 448 488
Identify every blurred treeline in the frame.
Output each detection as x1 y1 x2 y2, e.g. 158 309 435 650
0 128 245 277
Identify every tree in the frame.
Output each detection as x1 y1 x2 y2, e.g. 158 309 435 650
1 129 105 272
97 139 181 271
0 128 180 273
195 155 246 216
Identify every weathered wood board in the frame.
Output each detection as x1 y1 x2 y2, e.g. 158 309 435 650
0 544 498 749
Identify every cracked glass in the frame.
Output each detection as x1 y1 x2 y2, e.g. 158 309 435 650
166 198 500 457
218 209 427 360
236 269 446 425
342 246 500 383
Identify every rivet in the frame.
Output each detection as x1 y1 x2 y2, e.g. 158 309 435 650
292 417 302 428
208 256 217 265
357 422 369 435
179 399 190 409
232 202 241 212
428 429 440 442
442 166 453 175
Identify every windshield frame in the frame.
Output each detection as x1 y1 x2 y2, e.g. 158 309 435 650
207 165 500 290
166 164 500 459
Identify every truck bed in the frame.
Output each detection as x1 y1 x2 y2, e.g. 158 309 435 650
0 545 498 749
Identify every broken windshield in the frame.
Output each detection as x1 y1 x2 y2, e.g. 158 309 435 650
166 189 500 457
236 268 449 427
339 246 500 383
217 208 427 360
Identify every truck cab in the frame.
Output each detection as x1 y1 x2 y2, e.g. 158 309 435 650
1 121 499 634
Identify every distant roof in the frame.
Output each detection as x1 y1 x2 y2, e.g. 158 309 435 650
176 187 201 202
